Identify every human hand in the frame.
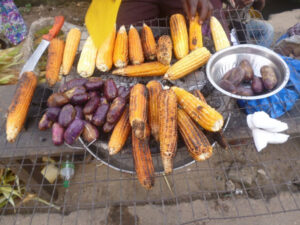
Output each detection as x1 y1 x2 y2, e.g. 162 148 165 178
181 0 213 24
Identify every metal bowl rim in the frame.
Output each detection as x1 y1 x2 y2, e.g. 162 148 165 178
206 44 290 100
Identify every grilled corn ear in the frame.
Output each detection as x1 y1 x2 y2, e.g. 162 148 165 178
96 25 116 72
146 80 162 141
157 35 172 65
210 16 230 52
113 25 128 68
141 23 157 60
108 107 131 155
130 84 147 139
170 14 189 59
159 89 177 174
112 62 169 77
77 36 97 77
178 108 213 161
6 72 37 142
132 124 155 189
189 15 203 51
164 47 211 80
129 25 144 65
171 86 224 132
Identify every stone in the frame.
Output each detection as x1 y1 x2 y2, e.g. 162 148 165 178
225 180 235 192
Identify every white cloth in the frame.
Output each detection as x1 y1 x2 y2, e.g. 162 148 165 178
247 111 289 152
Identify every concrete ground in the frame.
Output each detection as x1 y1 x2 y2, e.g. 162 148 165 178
1 4 300 225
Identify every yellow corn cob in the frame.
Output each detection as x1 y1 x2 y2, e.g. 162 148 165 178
146 80 162 142
46 38 64 87
113 25 128 68
129 25 144 65
132 124 155 189
159 89 177 174
62 28 81 75
96 25 116 72
189 15 203 51
141 23 157 60
178 108 213 161
170 14 189 59
112 62 169 77
157 35 172 65
164 47 211 80
108 107 131 155
210 16 231 52
171 86 224 132
77 36 97 77
192 89 206 102
130 84 147 140
6 72 37 142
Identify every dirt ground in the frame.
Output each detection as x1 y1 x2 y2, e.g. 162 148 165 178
1 2 300 225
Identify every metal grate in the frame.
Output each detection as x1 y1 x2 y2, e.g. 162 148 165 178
1 8 300 225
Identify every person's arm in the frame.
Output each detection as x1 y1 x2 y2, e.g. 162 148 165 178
181 0 213 24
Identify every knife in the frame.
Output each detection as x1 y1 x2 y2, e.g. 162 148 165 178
19 16 65 78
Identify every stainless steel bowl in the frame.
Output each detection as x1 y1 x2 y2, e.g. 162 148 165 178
206 44 290 100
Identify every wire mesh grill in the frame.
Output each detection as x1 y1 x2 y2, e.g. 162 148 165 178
1 8 300 225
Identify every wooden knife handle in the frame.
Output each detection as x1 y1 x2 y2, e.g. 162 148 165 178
43 16 65 41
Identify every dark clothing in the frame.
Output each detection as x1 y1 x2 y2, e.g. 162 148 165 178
117 0 223 25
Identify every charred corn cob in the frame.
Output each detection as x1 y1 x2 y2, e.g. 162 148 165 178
146 80 162 142
157 35 172 65
141 23 157 60
129 25 144 65
62 28 81 75
132 124 155 189
113 25 128 68
171 86 224 132
46 38 64 87
210 16 230 52
192 89 228 149
96 25 116 72
77 36 97 77
170 14 189 59
159 89 177 174
108 107 131 155
6 72 37 142
130 84 148 140
164 47 211 80
178 108 213 161
112 62 169 77
189 15 203 51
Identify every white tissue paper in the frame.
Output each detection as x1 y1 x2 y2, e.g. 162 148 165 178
247 111 289 152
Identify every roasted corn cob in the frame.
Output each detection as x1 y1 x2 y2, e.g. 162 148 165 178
210 16 231 52
170 14 189 59
46 38 64 87
164 47 211 80
96 25 116 72
108 107 131 155
141 23 157 60
129 25 144 65
77 36 97 77
189 15 203 51
112 62 169 77
157 35 172 65
192 90 229 149
171 86 224 132
62 28 81 75
132 124 155 189
113 25 128 68
6 72 37 142
130 84 148 140
159 89 177 174
178 108 213 161
146 80 162 142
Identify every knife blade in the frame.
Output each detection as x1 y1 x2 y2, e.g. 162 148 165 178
19 16 64 78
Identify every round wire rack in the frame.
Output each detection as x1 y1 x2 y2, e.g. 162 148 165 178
0 8 300 225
